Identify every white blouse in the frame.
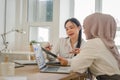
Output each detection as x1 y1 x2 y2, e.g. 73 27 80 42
71 38 120 76
48 37 85 64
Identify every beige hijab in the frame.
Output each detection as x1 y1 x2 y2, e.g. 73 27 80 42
83 13 120 68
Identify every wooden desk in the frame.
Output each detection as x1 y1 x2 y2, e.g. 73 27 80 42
0 65 87 80
15 65 68 80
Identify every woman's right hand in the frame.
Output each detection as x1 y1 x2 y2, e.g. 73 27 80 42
44 42 52 51
57 56 68 66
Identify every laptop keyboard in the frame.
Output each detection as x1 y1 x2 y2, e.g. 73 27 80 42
45 66 59 72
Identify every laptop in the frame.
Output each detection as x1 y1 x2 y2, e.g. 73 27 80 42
32 43 71 74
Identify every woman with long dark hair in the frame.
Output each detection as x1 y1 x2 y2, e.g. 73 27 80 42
46 18 85 65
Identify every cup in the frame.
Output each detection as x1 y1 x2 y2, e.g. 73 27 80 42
0 62 15 76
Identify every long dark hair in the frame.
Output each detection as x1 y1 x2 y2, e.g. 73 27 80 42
64 18 82 48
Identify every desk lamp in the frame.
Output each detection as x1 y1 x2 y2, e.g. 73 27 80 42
0 28 26 53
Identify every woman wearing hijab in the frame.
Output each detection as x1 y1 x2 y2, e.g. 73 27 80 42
58 13 120 80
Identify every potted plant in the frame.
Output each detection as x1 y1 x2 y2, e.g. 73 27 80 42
29 40 38 60
29 40 37 52
30 40 37 45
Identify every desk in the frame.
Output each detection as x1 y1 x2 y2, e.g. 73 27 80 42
0 65 87 80
15 65 68 80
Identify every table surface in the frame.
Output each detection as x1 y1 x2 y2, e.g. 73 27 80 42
0 65 68 80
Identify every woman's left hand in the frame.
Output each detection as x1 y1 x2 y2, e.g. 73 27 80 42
57 56 68 66
69 48 80 55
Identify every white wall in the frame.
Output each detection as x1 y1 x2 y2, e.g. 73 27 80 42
0 0 16 51
0 0 5 50
14 0 29 51
59 0 74 38
49 0 60 44
0 0 4 34
6 0 16 51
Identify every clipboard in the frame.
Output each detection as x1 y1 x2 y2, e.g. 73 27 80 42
41 47 57 58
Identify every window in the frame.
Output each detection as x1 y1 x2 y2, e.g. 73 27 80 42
28 0 53 22
74 0 95 40
102 0 120 52
74 0 120 52
29 26 49 42
28 0 53 42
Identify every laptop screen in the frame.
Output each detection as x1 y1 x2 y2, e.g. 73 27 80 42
32 43 46 69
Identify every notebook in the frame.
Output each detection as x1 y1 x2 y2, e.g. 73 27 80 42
15 62 24 68
32 43 71 74
14 60 37 65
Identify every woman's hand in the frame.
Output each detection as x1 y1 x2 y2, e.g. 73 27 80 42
44 42 52 51
69 48 80 55
57 56 68 66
